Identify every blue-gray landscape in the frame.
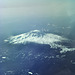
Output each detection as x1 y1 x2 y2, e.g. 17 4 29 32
0 0 75 75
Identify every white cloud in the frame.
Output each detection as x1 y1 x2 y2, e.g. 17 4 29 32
4 30 75 53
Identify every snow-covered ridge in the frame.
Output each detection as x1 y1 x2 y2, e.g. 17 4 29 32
4 30 75 53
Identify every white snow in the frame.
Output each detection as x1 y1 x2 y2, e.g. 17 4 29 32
4 30 75 53
2 57 6 59
28 72 33 74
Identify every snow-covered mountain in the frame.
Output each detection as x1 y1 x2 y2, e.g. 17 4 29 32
4 30 75 53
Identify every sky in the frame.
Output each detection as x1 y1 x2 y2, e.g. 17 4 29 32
0 0 75 18
0 0 75 8
0 0 75 38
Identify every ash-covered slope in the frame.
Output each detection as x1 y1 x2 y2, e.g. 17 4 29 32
4 30 75 53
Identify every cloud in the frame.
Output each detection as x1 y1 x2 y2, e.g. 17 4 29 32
4 30 75 53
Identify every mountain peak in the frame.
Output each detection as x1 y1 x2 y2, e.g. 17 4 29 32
4 30 75 53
